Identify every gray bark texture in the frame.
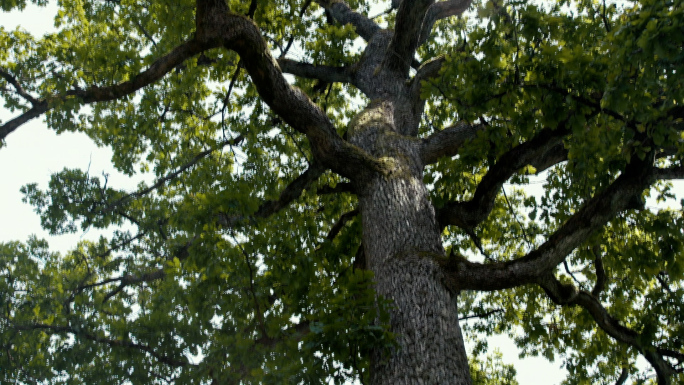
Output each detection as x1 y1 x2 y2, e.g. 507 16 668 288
349 101 471 384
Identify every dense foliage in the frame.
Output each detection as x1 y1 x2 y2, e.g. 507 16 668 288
1 0 682 384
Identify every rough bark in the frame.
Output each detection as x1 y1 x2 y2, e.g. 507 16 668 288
349 101 471 384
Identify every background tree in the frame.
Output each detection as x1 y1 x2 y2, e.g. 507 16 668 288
1 0 683 384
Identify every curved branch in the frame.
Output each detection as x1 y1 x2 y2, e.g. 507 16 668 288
418 0 473 46
0 40 208 142
383 0 435 76
0 67 39 105
218 162 328 227
420 122 484 164
315 0 381 41
198 8 381 178
437 126 569 230
538 273 677 385
440 154 654 292
277 58 354 83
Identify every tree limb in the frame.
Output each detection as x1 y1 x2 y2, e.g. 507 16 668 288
383 0 435 76
538 273 677 385
420 121 484 164
653 165 684 180
418 0 473 46
315 0 381 41
440 154 654 292
277 58 354 83
437 126 569 231
0 40 208 142
218 162 327 227
0 67 39 105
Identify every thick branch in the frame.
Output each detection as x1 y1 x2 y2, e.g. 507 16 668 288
315 0 381 41
218 163 327 227
0 40 208 142
277 58 354 83
383 0 435 76
194 4 381 179
418 0 473 46
654 165 684 180
420 122 483 164
440 154 654 292
538 273 677 385
437 126 569 230
409 56 445 101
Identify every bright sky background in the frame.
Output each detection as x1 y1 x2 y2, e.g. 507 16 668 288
1 2 680 384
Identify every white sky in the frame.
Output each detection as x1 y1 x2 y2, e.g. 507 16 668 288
1 2 680 384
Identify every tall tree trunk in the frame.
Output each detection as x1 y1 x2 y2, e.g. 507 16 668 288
350 101 472 385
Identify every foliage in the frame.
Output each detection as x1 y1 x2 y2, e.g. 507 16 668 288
1 0 683 384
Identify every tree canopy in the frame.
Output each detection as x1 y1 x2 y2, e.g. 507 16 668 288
0 0 683 384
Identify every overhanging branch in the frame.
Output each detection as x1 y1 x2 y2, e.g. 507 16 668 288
277 58 354 83
437 125 569 231
315 0 381 41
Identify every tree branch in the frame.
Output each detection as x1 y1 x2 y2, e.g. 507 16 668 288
538 273 677 385
218 162 328 227
420 121 484 164
418 0 473 46
315 0 381 41
653 165 684 180
277 58 354 83
0 67 39 105
440 154 654 292
0 40 208 142
194 2 381 178
10 321 190 367
383 0 435 76
437 126 569 231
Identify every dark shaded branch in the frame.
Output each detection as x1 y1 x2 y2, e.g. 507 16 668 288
420 122 483 164
418 0 473 46
0 67 39 105
458 308 503 321
218 163 327 227
315 0 381 41
615 367 629 385
326 208 359 240
437 126 569 231
409 56 446 102
538 273 677 385
653 165 684 180
194 2 382 179
1 40 208 142
591 246 607 297
440 154 654 292
383 0 435 76
317 182 354 195
278 58 354 83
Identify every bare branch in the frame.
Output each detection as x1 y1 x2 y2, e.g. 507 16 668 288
278 58 354 83
420 122 484 164
383 0 435 76
538 273 678 385
326 208 359 240
409 56 446 100
418 0 473 46
458 308 503 321
315 0 381 41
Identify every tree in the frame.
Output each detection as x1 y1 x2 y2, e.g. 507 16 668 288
0 0 682 383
